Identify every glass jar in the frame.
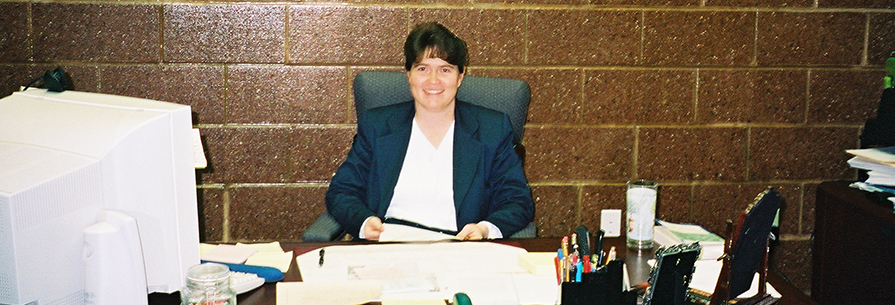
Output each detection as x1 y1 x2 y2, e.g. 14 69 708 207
181 263 236 305
626 179 658 250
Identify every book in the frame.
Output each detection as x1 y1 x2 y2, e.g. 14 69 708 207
654 220 725 261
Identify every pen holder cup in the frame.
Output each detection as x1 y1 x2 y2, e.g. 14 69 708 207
560 260 631 305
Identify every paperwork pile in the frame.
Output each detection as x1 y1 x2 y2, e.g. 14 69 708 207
291 242 558 305
653 220 725 261
847 146 895 187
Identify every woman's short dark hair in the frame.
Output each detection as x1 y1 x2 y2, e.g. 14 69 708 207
403 22 469 73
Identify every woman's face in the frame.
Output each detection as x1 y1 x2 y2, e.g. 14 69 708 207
407 56 464 114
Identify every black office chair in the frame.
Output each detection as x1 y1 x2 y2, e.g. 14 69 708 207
301 70 536 242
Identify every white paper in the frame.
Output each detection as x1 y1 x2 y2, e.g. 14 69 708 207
296 241 543 305
201 244 258 264
689 260 781 299
276 281 381 305
846 146 895 164
379 223 460 242
511 273 560 305
238 242 293 272
655 221 725 260
192 128 207 169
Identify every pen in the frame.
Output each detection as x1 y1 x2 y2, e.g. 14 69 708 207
561 236 569 259
606 246 616 264
561 236 569 282
318 248 325 267
575 261 583 282
554 251 562 285
595 229 604 266
583 254 591 273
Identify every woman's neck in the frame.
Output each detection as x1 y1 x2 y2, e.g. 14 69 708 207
414 103 455 148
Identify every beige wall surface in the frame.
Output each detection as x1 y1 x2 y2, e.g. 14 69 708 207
2 0 893 293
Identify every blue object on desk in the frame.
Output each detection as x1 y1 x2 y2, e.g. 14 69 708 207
201 260 284 282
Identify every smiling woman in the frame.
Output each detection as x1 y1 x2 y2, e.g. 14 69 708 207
323 22 534 243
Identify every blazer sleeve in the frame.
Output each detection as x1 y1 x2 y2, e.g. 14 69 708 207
325 114 377 237
481 115 534 236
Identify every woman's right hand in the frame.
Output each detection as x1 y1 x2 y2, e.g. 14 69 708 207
363 216 385 240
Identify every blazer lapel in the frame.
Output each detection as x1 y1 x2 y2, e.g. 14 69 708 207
453 103 482 212
375 104 413 216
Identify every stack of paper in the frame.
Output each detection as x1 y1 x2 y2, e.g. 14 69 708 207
654 220 725 261
846 146 895 187
292 242 558 305
200 242 294 272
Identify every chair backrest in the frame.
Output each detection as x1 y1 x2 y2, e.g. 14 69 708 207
352 71 531 144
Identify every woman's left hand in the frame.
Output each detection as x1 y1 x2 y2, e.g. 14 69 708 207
456 223 489 240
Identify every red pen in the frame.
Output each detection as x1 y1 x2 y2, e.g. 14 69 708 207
554 255 562 284
583 254 591 273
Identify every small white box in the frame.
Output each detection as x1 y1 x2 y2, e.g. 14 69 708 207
601 209 622 237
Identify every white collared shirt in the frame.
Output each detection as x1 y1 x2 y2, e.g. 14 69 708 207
385 118 457 232
358 118 504 239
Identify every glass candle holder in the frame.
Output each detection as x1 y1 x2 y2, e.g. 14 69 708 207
626 179 657 250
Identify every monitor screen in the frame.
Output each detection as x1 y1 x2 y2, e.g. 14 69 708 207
0 89 200 304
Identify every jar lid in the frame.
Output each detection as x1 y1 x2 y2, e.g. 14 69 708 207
186 263 230 283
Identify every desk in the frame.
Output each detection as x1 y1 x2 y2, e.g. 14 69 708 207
812 181 895 304
150 237 815 305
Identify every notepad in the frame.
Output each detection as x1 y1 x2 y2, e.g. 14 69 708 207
518 252 557 276
201 244 258 264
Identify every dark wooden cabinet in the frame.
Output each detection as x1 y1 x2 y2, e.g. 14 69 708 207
812 181 895 305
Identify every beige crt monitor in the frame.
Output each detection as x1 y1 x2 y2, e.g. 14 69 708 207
0 89 200 304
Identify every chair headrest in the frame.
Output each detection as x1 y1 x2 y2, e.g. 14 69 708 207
352 71 531 144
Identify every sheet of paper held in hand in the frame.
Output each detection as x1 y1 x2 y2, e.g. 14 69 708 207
288 241 558 305
378 223 459 242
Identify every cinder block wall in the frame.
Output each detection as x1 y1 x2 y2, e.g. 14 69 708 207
2 0 893 293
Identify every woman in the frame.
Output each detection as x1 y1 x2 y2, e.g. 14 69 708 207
325 22 533 240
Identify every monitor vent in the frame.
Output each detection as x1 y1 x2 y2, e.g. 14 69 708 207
12 163 102 233
0 272 11 302
45 289 85 305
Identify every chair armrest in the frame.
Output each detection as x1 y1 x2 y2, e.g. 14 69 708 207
301 212 346 242
509 222 537 239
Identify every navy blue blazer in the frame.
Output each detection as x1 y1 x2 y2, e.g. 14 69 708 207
325 101 534 238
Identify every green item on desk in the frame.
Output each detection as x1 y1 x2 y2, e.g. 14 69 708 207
886 56 895 89
452 292 472 305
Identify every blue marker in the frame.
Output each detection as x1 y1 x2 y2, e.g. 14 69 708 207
575 261 583 282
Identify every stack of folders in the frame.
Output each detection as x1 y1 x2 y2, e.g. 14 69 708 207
653 220 725 261
847 146 895 189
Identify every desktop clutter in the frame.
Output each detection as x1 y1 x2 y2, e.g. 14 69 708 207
196 187 780 305
555 226 638 305
186 242 291 304
550 225 703 305
555 190 782 305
